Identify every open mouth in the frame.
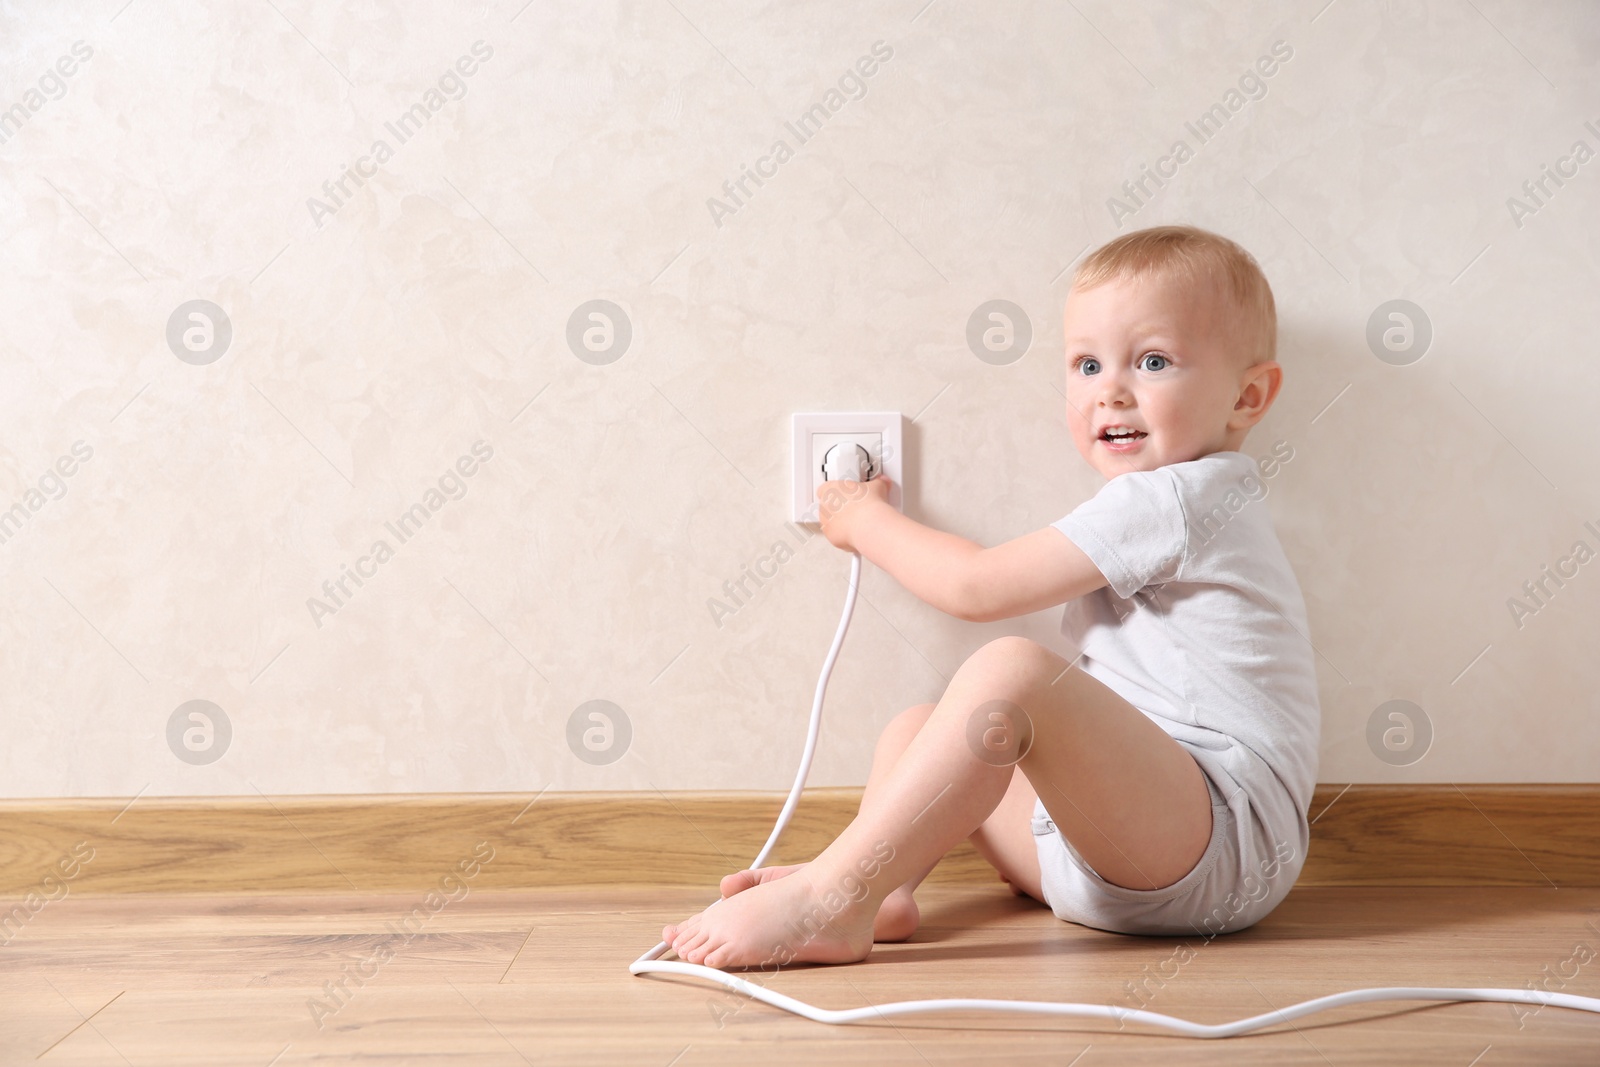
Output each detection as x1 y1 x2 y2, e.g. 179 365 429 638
1099 428 1147 445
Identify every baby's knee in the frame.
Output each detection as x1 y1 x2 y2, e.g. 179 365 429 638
966 636 1063 682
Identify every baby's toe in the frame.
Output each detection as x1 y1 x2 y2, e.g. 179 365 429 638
668 914 702 946
719 869 756 897
683 930 717 963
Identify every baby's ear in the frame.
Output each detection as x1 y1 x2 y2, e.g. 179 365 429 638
1234 361 1283 419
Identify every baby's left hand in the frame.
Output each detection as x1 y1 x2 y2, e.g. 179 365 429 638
817 477 891 552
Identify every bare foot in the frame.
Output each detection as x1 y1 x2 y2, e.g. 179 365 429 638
661 867 875 969
720 863 920 943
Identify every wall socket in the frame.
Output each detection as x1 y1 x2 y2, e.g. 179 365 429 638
791 412 903 522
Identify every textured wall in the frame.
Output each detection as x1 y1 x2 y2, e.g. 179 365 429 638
2 1 1597 798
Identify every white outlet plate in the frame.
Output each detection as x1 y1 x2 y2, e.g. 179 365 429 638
791 412 903 522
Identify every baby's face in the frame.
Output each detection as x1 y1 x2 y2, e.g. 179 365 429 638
1062 270 1259 479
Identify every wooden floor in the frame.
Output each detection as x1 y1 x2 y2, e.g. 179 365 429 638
4 884 1599 1065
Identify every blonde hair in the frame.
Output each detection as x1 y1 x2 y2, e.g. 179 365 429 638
1070 225 1277 367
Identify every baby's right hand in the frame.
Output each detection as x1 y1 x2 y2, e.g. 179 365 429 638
817 477 891 553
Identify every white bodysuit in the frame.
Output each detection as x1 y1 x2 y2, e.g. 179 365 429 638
1031 448 1320 936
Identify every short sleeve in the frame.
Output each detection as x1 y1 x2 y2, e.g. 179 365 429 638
1051 470 1186 598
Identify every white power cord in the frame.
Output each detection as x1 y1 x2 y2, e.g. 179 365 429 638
629 550 1600 1037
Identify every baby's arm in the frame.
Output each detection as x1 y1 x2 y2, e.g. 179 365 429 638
817 478 1108 623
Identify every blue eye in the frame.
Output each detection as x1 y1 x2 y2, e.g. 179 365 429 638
1073 356 1100 375
1140 353 1169 371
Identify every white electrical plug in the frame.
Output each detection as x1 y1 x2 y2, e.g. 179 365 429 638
822 442 872 483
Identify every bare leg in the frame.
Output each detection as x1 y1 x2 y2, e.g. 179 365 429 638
663 636 1212 968
721 703 939 941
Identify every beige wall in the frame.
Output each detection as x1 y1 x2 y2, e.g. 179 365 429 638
2 2 1597 798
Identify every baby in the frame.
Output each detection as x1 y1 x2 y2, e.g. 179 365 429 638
663 224 1320 969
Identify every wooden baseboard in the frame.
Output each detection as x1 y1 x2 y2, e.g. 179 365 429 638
1 784 1596 898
